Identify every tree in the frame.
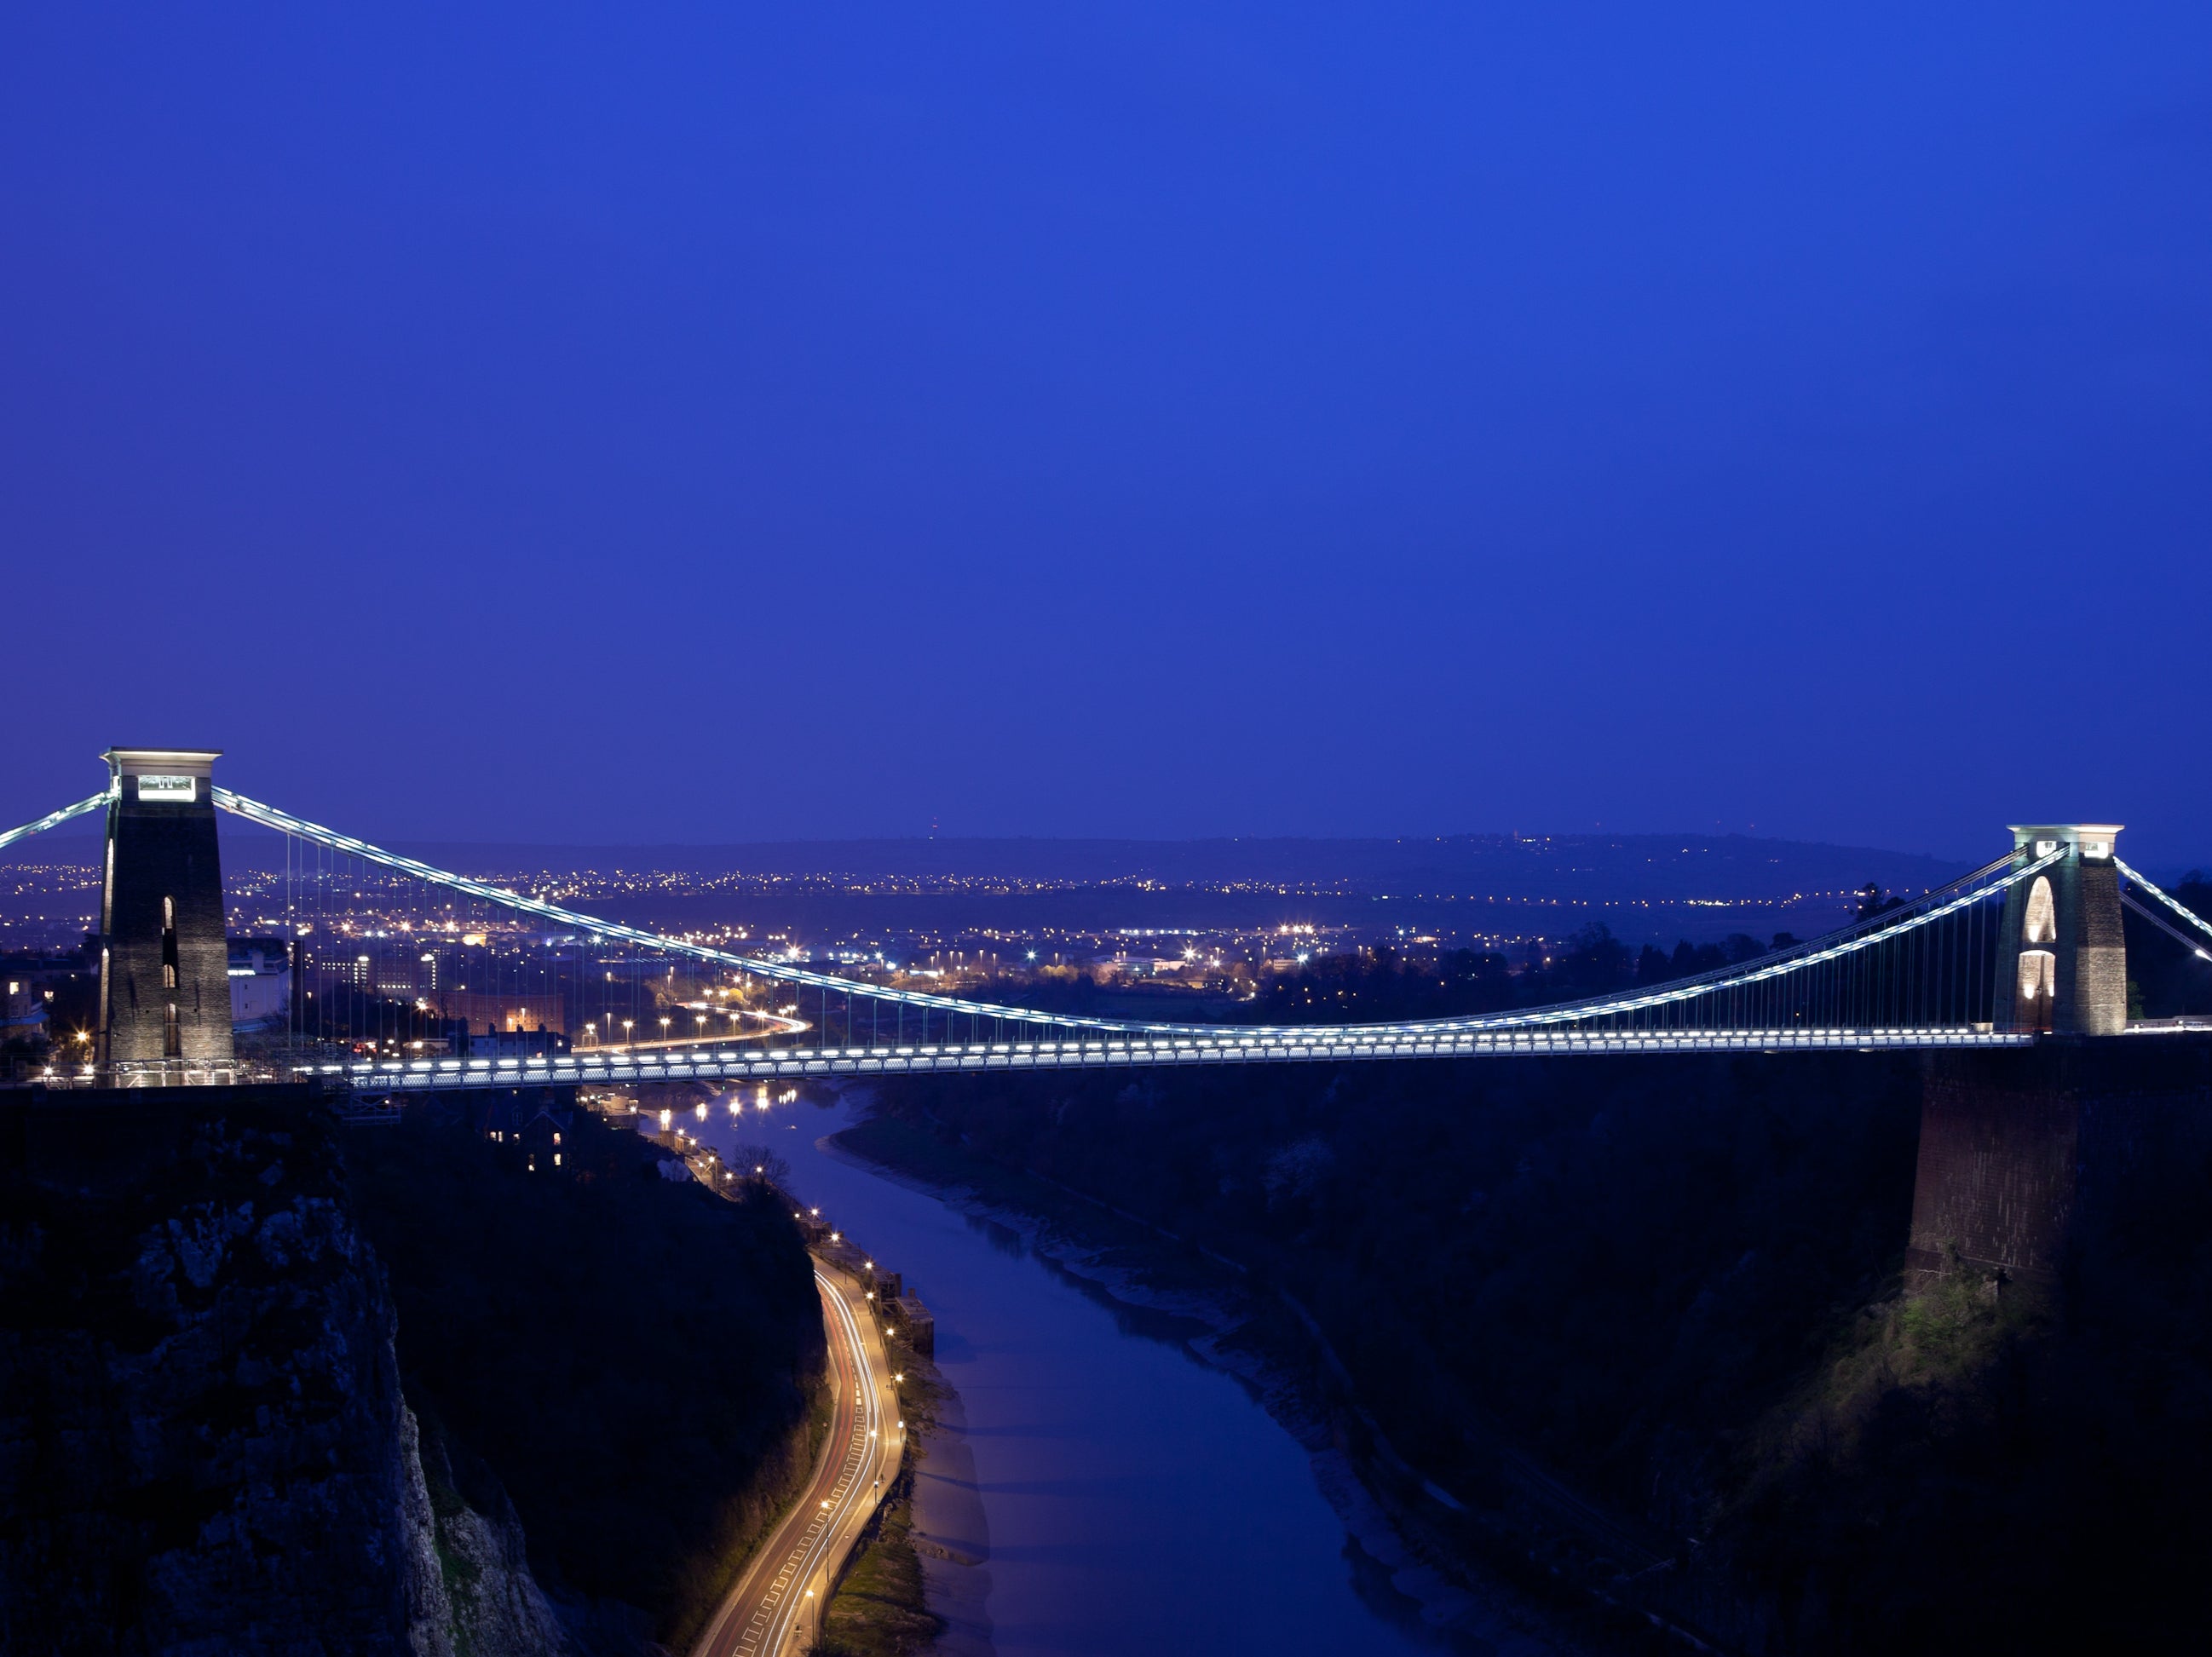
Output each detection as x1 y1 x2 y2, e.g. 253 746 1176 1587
1858 882 1903 920
734 1143 792 1186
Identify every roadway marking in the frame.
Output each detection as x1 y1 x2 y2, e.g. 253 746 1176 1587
701 1267 891 1657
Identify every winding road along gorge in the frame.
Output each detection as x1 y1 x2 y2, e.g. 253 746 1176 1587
694 1263 900 1656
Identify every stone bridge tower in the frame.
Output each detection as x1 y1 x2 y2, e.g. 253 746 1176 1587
1991 823 2127 1036
97 748 233 1070
1906 822 2151 1293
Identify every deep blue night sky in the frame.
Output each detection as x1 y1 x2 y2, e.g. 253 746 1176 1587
4 6 2208 863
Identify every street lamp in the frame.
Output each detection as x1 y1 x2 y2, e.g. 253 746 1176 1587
621 1019 634 1049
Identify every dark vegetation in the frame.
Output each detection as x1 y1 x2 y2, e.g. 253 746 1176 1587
1726 1072 2212 1654
346 1102 826 1649
815 1361 948 1657
822 1451 942 1654
879 1056 1924 1508
867 1031 2212 1653
815 1492 938 1657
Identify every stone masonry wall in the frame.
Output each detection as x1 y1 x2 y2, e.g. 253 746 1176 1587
1906 1038 2212 1289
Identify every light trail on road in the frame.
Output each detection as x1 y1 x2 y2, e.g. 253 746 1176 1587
694 1265 897 1657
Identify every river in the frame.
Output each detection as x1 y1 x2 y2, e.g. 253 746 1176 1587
668 1087 1569 1657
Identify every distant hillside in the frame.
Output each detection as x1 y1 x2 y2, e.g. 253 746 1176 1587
354 831 1971 903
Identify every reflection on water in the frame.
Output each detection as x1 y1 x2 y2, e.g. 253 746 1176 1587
672 1089 1498 1657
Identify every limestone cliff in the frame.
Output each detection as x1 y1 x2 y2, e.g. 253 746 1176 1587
0 1086 596 1655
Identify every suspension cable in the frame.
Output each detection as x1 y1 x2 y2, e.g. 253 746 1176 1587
2120 890 2212 963
2116 859 2212 949
0 791 110 854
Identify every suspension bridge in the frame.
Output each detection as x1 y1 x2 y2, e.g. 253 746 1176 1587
8 751 2210 1096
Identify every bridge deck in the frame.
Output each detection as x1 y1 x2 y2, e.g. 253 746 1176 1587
299 1025 2036 1095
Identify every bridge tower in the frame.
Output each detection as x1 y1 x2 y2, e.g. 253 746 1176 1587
1991 823 2127 1036
96 749 233 1070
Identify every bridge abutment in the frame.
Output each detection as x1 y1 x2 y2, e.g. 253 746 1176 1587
1905 1038 2212 1292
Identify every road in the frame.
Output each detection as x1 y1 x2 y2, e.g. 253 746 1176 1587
579 1010 809 1054
693 1263 902 1656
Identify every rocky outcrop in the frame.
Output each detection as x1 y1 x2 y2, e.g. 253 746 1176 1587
0 1086 589 1655
401 1402 584 1657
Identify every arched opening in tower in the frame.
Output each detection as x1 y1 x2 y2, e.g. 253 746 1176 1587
2018 948 2056 1032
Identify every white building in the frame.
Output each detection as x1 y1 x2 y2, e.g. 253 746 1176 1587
228 938 292 1029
